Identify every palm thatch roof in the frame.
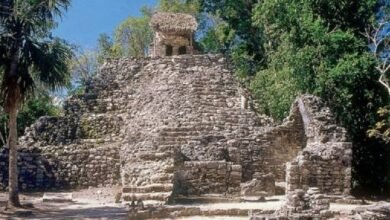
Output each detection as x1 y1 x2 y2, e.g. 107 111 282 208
150 12 198 33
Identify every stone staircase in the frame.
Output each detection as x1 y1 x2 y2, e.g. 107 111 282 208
122 183 173 203
118 55 276 203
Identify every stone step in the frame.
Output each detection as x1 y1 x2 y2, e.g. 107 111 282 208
196 96 232 101
200 112 258 118
158 145 177 151
160 131 200 137
156 140 187 145
191 88 230 92
160 127 195 132
123 183 173 193
157 136 190 142
172 194 240 204
137 152 172 161
122 192 171 202
151 173 174 183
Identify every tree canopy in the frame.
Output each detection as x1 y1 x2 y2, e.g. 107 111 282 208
0 0 72 207
113 12 153 58
197 0 390 196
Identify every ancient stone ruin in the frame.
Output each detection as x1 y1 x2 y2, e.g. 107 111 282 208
0 53 351 201
149 12 198 57
0 12 354 219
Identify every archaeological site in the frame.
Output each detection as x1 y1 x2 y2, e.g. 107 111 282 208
0 12 389 220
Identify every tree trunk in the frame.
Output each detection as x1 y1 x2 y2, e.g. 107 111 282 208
5 37 22 208
7 104 21 208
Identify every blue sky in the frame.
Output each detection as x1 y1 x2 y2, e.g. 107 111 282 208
53 0 157 49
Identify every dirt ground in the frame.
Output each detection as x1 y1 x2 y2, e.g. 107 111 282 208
0 188 373 220
0 186 128 220
0 187 286 220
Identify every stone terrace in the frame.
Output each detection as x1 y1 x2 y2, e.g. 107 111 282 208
0 54 351 205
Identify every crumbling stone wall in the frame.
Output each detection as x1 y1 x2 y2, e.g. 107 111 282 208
240 105 306 183
21 116 79 146
174 161 241 196
0 54 351 200
0 53 127 190
286 142 352 195
251 188 390 220
251 187 332 219
241 174 275 196
285 96 352 195
116 55 277 200
0 144 120 191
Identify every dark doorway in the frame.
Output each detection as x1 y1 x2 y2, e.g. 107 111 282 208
166 45 173 56
178 46 187 55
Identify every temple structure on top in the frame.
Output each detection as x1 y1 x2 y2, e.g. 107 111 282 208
149 12 198 57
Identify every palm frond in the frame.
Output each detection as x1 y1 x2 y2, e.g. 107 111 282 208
29 38 73 91
0 0 72 106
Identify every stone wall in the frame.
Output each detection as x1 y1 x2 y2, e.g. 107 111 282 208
0 51 127 190
251 187 332 219
0 144 120 191
116 55 276 200
285 96 352 195
286 142 352 195
239 104 306 183
151 32 195 57
174 161 241 196
0 54 351 201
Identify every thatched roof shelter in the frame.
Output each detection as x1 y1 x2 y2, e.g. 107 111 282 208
150 12 198 34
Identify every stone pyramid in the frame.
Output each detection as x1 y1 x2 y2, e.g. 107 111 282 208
0 54 352 204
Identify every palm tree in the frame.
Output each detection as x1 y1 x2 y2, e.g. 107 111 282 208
0 0 72 208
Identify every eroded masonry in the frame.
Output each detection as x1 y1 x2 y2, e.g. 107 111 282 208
0 54 351 201
0 13 351 204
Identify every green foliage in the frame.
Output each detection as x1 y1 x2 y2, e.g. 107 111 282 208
199 0 266 77
113 14 153 58
0 0 73 106
96 34 119 64
16 93 60 135
158 0 201 15
368 107 390 143
318 53 387 140
252 0 390 195
307 0 377 33
198 17 235 53
67 1 203 98
0 0 71 140
250 0 382 120
68 49 98 96
0 91 60 146
251 66 299 119
0 2 71 202
71 50 98 80
199 0 390 195
99 1 202 60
